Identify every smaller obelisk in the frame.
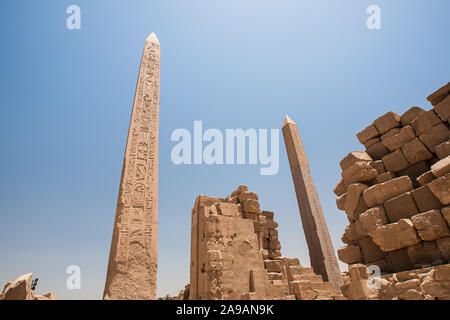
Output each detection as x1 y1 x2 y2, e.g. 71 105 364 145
282 115 343 290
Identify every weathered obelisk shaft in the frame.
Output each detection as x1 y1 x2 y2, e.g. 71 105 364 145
104 33 160 300
282 116 343 290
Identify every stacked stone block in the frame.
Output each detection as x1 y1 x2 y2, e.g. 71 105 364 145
335 82 450 274
189 186 345 300
341 263 450 300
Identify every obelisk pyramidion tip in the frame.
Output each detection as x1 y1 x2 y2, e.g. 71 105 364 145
146 32 160 45
283 115 296 127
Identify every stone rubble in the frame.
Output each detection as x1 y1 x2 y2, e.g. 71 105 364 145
0 273 58 300
341 263 450 300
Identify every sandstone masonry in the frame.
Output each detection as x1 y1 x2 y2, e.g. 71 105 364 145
335 82 450 299
188 186 345 300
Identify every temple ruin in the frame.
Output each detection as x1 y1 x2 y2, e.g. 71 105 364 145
186 186 345 300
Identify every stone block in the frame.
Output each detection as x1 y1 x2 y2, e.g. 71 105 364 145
429 156 440 166
336 193 346 211
363 176 413 207
266 220 278 229
374 111 401 135
342 222 364 244
268 273 283 281
333 179 347 196
357 124 380 144
428 173 450 205
264 260 283 273
416 171 436 187
411 210 450 241
421 279 450 298
366 141 390 161
197 195 221 208
349 264 370 282
340 151 373 171
354 218 365 236
398 161 429 187
268 250 281 260
269 239 281 250
357 206 388 235
269 229 278 240
395 270 418 282
375 172 397 184
427 82 450 106
442 207 450 226
261 211 274 220
370 259 390 274
341 161 372 185
432 264 450 281
242 199 260 213
382 149 410 172
411 110 442 136
372 160 386 174
401 138 433 165
237 191 258 203
406 241 443 265
435 141 450 159
387 248 412 272
394 279 423 300
363 137 380 149
381 127 401 140
217 202 239 217
401 106 426 126
369 219 420 252
419 123 450 152
384 192 419 223
345 183 368 219
350 169 378 184
411 185 443 212
338 245 363 264
436 237 450 261
230 185 248 197
354 196 369 221
359 236 386 263
431 155 450 178
434 95 450 121
382 125 416 152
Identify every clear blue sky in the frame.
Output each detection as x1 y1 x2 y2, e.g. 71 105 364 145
0 0 448 299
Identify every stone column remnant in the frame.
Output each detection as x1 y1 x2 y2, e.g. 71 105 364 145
103 33 160 300
282 115 343 290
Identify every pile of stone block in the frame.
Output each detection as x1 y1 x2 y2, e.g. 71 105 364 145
189 186 344 300
335 82 450 274
342 263 449 300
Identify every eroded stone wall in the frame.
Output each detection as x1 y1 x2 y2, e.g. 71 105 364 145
188 186 345 300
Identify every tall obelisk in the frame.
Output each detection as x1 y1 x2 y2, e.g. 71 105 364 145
104 33 160 300
282 115 343 290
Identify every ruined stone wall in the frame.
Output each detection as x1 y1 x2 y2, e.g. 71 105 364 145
335 83 450 286
188 186 345 300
